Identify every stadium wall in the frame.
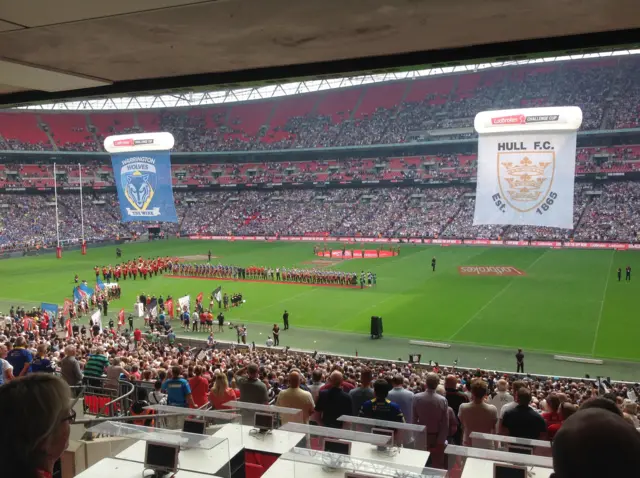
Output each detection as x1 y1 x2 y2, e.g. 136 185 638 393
189 234 640 251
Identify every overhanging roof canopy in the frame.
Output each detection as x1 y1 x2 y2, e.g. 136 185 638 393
0 0 639 107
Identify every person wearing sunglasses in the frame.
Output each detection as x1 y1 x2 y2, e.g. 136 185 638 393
0 374 74 478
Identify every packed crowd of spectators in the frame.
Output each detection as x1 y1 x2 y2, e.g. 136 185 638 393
3 56 640 153
1 313 639 460
3 181 640 251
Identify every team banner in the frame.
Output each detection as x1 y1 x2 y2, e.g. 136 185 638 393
178 295 190 313
473 107 583 229
105 132 178 223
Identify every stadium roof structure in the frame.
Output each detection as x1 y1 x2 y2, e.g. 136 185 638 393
0 0 639 108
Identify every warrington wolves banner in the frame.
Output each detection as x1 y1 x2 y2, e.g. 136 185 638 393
111 151 178 222
473 107 583 229
105 132 177 223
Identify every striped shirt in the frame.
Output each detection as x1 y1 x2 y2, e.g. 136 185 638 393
84 354 109 377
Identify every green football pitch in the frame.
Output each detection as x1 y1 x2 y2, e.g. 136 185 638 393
2 239 640 380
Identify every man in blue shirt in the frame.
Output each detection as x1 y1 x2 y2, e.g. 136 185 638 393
6 337 32 377
161 365 195 429
359 379 405 423
31 344 55 373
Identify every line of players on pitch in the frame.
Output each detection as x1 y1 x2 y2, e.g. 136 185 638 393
94 256 177 282
171 262 377 286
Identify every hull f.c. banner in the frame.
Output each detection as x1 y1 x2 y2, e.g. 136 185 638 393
111 151 178 223
473 107 582 229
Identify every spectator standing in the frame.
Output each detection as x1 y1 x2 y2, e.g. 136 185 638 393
359 379 405 423
413 373 449 468
387 374 414 424
60 345 82 388
209 372 238 410
149 380 167 406
162 365 195 429
498 380 526 425
105 357 130 391
458 379 498 448
272 324 280 346
0 344 14 385
189 366 210 408
283 310 289 330
6 336 32 377
516 349 525 373
31 344 55 373
501 388 547 439
349 368 374 415
237 363 269 404
276 371 315 424
551 408 640 478
488 379 513 415
445 374 468 445
436 385 459 444
307 369 324 403
547 402 577 440
315 371 353 428
83 346 109 387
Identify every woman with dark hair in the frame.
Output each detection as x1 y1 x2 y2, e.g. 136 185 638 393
0 374 73 478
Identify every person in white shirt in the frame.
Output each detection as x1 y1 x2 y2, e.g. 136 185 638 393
458 378 498 448
265 336 274 347
498 380 528 429
488 379 514 415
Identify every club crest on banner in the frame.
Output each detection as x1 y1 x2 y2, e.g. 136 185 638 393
473 107 582 229
106 132 178 223
121 157 157 214
497 152 555 213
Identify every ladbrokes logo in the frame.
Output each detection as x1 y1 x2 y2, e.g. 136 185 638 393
114 138 134 147
458 266 526 276
491 115 526 126
490 114 559 126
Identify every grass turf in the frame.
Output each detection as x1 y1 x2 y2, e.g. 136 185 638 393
1 239 639 363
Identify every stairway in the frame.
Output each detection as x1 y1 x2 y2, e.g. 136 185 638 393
36 115 58 151
85 114 101 150
348 86 368 120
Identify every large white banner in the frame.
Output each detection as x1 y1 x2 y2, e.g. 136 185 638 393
473 107 582 229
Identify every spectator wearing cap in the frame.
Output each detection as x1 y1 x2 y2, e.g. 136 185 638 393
412 373 449 468
501 388 547 439
315 371 353 428
458 379 498 448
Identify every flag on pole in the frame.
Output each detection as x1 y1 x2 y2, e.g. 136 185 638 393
118 308 125 326
65 319 73 338
148 298 158 318
166 298 174 319
178 295 190 313
63 298 73 317
91 309 102 331
196 292 203 304
213 286 222 303
41 303 59 329
96 277 106 291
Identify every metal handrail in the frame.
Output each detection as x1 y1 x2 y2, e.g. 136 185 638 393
99 379 136 415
